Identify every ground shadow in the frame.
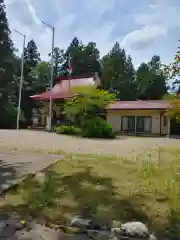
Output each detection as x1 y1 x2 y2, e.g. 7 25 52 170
0 166 177 239
0 167 149 223
0 158 30 194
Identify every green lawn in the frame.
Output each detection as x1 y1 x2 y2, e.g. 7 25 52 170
1 148 180 238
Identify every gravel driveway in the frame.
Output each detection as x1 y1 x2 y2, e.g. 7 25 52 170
0 130 180 157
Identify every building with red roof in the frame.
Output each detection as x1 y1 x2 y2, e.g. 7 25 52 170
30 75 173 135
30 75 101 128
106 100 171 136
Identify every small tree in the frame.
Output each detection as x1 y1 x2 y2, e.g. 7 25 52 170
164 94 180 123
165 40 180 80
164 40 180 122
64 87 116 129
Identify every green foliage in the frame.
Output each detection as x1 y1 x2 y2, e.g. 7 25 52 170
101 42 136 100
164 40 180 79
52 47 64 78
0 2 18 127
136 55 167 100
82 117 115 138
64 88 115 128
164 40 180 93
2 1 179 129
164 94 180 123
63 89 115 138
20 39 42 124
30 61 51 90
24 39 41 67
26 172 57 212
61 37 101 77
54 125 81 135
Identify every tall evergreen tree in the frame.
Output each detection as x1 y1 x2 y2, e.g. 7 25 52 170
101 42 136 100
136 55 167 100
21 39 41 124
52 47 64 78
24 39 41 68
61 37 101 77
0 1 17 127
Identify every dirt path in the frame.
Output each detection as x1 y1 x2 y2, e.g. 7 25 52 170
0 130 180 157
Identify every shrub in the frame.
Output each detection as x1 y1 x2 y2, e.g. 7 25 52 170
54 125 81 136
82 117 115 139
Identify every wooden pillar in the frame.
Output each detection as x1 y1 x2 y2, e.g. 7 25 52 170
135 116 137 134
160 113 162 136
167 115 171 136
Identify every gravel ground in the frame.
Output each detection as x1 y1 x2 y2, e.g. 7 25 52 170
0 130 180 157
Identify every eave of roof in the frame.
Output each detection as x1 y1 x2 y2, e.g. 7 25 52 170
107 100 170 110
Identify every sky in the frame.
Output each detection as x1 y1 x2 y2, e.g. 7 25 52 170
5 0 180 68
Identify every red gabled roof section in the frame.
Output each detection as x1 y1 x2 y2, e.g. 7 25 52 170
107 100 170 110
30 91 76 101
55 75 93 83
30 76 95 101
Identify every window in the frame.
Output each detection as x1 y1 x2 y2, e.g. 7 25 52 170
164 116 167 126
121 116 135 132
121 116 152 133
128 116 135 132
121 116 128 131
136 116 151 132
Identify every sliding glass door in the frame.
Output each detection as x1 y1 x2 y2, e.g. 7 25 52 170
121 116 152 133
136 116 151 132
121 116 135 132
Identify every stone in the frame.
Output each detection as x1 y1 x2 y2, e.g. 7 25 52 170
0 224 16 238
112 220 122 229
71 216 92 229
149 234 157 240
119 222 150 239
6 218 25 230
14 223 60 240
87 230 110 240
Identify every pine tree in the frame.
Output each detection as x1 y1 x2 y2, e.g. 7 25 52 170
52 47 64 78
24 39 40 67
21 39 41 124
101 42 136 100
0 2 17 127
61 37 101 77
136 55 167 100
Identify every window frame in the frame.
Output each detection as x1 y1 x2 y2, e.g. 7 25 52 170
136 116 152 133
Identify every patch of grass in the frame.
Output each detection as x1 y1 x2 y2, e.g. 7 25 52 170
0 148 180 239
163 147 180 155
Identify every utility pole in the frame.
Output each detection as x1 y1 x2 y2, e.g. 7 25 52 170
13 29 26 130
68 53 72 92
41 21 55 131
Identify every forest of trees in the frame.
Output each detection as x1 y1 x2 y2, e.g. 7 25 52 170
0 2 179 128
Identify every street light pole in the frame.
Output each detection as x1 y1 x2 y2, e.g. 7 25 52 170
41 21 55 131
13 29 26 130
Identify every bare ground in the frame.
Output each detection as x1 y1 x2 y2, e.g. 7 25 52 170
0 130 180 157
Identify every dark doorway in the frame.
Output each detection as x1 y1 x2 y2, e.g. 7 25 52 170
170 119 180 135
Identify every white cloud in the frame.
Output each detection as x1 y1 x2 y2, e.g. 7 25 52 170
6 0 54 59
6 0 116 59
148 4 157 8
121 25 167 50
120 0 180 65
24 0 41 25
4 0 180 67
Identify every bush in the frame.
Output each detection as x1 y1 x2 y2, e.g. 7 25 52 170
54 125 81 136
82 117 115 139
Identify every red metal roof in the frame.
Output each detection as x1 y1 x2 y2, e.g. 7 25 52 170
30 76 95 101
55 75 93 83
30 92 76 101
107 100 170 110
